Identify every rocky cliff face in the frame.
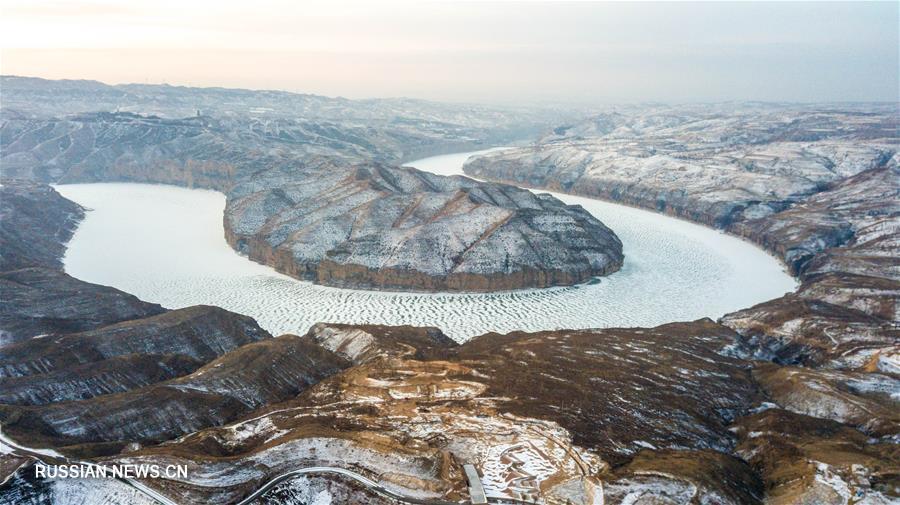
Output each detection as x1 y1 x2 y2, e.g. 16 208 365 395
0 181 168 346
730 164 899 278
751 363 899 438
720 275 899 371
0 305 270 379
0 334 347 448
224 160 623 291
0 304 286 447
722 164 899 372
464 104 896 235
0 353 202 406
307 322 456 364
0 267 166 346
0 181 84 272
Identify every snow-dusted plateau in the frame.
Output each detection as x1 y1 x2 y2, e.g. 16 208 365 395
0 77 897 505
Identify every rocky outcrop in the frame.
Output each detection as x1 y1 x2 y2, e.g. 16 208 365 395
751 363 899 438
0 181 84 271
104 320 758 504
306 322 455 364
0 303 299 448
0 334 347 449
733 409 898 504
721 165 899 372
0 267 166 346
464 104 897 235
165 333 348 409
224 160 623 291
0 305 270 379
0 181 167 346
0 353 202 406
730 164 899 278
604 449 763 505
720 278 899 370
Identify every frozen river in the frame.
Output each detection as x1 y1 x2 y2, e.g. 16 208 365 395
56 149 796 341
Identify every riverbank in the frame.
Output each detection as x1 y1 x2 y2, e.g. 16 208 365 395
53 150 795 340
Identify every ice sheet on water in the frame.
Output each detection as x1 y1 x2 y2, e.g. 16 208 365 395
54 151 796 342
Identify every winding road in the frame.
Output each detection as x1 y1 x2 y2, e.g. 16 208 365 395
232 467 457 505
0 424 178 505
3 423 527 505
232 466 542 505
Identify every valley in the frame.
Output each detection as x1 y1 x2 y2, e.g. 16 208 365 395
52 151 794 340
0 77 897 505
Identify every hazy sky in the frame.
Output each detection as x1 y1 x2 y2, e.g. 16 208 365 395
1 1 898 104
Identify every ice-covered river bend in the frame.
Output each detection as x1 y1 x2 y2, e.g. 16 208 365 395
56 149 796 341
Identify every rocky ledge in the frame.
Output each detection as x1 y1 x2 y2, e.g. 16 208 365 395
733 409 898 504
0 267 166 346
224 159 623 291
